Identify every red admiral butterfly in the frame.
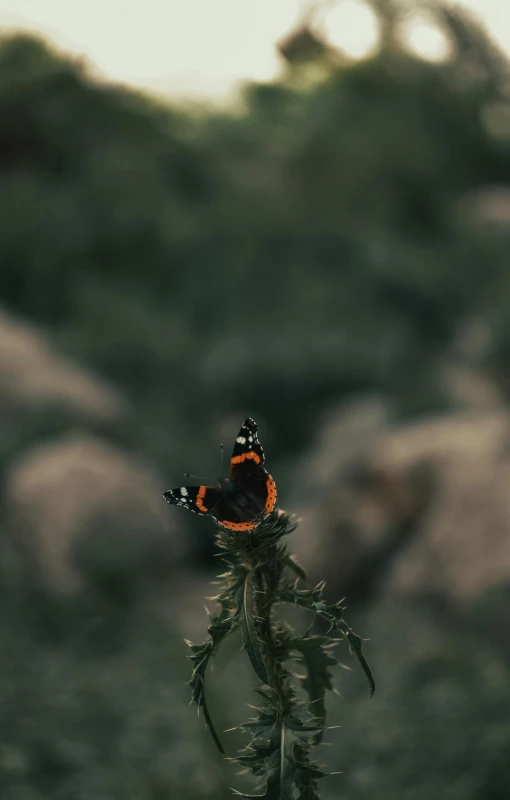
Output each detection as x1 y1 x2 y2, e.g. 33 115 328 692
163 418 277 531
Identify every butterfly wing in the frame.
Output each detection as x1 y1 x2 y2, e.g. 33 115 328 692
231 418 265 467
229 418 277 519
163 485 221 516
210 497 260 531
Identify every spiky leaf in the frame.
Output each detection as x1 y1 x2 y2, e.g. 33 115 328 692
188 611 237 753
289 635 337 741
336 620 376 697
285 554 307 580
234 695 324 799
278 582 375 696
237 571 269 684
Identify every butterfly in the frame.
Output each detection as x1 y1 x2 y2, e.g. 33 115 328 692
163 418 277 531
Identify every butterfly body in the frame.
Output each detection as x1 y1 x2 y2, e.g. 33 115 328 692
164 418 277 531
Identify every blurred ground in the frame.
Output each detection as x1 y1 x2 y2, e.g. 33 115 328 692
0 2 510 799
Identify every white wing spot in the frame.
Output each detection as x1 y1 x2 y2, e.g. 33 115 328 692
180 487 188 495
236 436 246 444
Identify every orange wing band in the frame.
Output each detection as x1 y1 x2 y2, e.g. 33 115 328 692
195 486 210 513
231 451 261 465
265 474 277 514
220 520 258 531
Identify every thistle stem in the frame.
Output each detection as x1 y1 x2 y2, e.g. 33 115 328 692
186 510 374 798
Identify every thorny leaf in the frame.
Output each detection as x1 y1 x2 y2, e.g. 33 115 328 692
285 554 307 581
187 608 238 754
337 619 376 698
288 635 337 742
237 571 270 684
186 507 374 795
278 583 375 697
233 694 323 800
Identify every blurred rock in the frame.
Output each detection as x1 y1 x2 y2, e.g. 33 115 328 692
442 364 503 411
0 308 125 422
462 183 510 226
5 435 187 592
291 402 510 606
290 398 394 586
378 411 510 603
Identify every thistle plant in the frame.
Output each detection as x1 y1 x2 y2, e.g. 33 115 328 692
187 509 375 799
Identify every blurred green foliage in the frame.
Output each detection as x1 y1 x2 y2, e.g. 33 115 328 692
2 2 510 477
0 541 230 800
1 1 510 798
328 588 510 800
1 534 509 800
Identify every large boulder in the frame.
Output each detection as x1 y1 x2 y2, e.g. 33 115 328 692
291 402 510 606
374 411 510 603
0 308 125 422
5 436 187 592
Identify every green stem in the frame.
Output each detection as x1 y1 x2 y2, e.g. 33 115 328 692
197 511 369 798
255 547 287 698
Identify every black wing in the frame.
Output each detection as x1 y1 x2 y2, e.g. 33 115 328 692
230 418 265 469
164 485 221 516
229 418 277 520
211 495 260 531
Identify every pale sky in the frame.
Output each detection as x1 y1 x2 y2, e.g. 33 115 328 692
0 0 508 102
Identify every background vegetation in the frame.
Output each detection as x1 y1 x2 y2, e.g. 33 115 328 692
1 1 510 798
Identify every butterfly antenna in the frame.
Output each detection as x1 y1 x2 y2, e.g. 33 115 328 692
220 442 224 480
184 472 205 480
